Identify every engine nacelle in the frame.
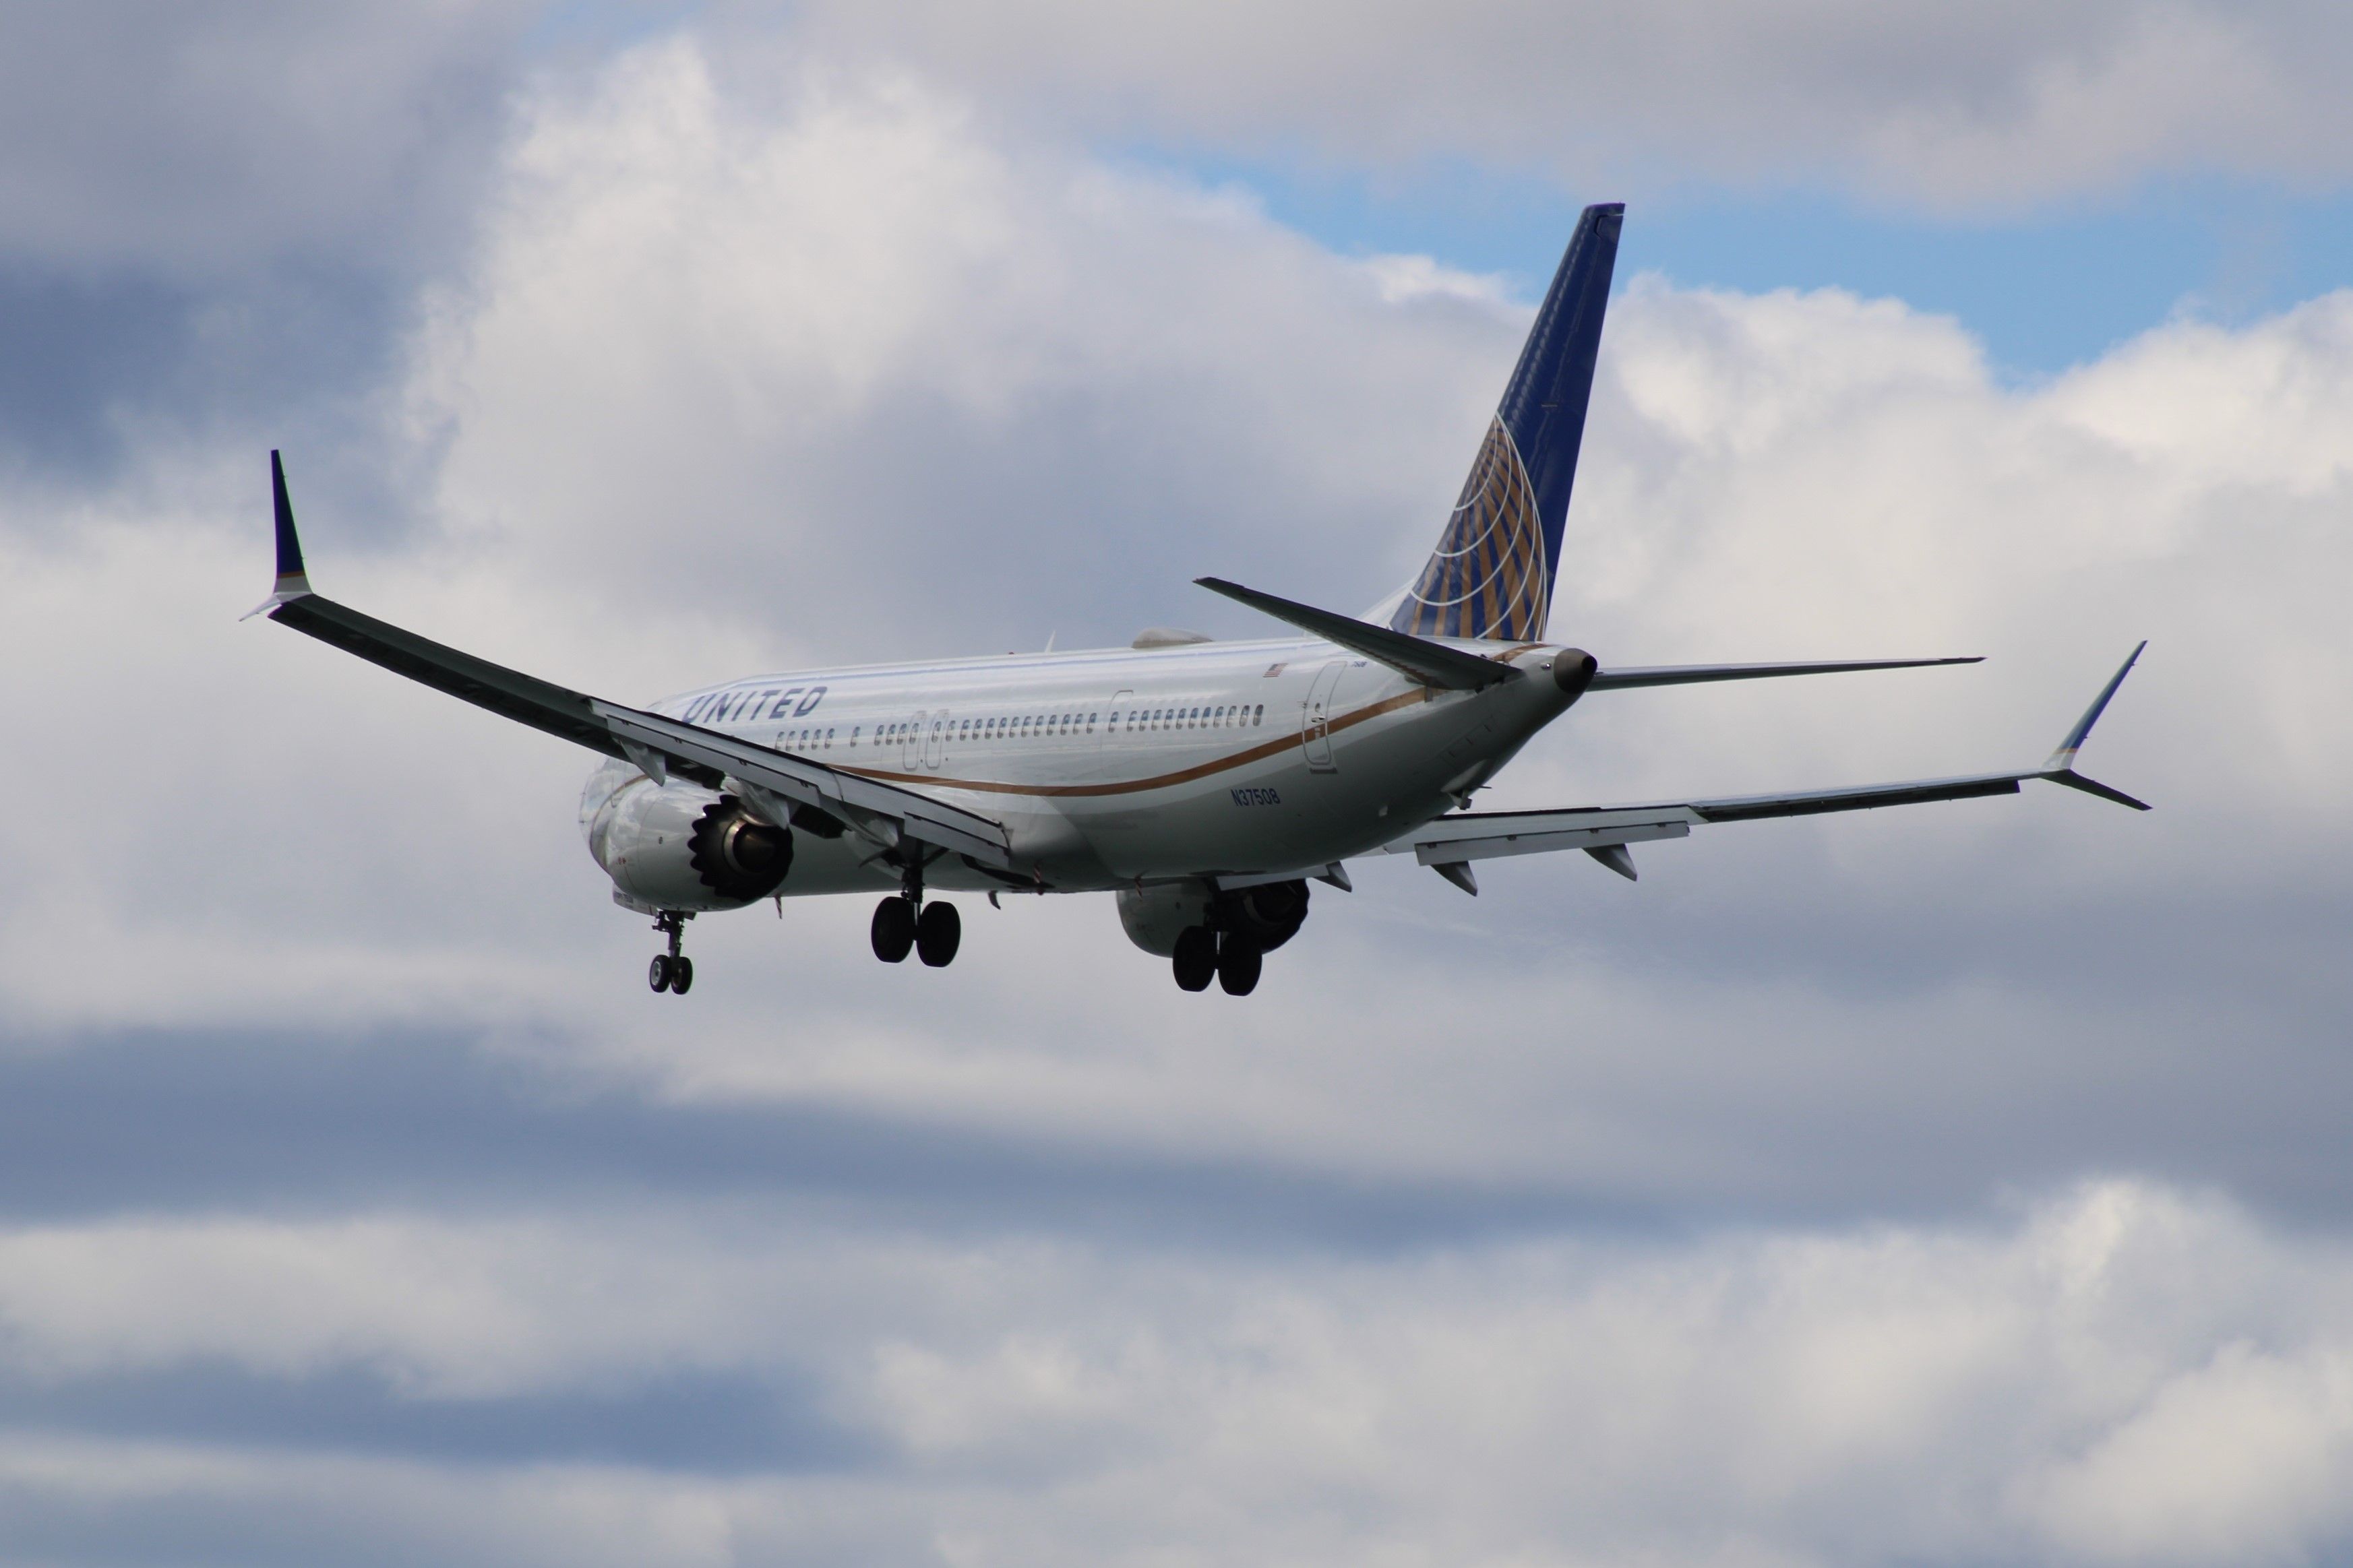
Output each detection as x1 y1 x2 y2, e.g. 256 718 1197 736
584 768 792 911
1116 879 1310 957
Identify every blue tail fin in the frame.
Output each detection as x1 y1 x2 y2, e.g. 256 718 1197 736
1391 202 1622 643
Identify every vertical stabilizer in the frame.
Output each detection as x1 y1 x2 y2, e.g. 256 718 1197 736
1391 203 1622 642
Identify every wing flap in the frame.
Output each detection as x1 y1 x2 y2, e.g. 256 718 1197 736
1389 809 1695 867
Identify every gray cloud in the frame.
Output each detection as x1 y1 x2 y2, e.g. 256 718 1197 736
0 1184 2348 1564
0 1 534 484
0 1 534 277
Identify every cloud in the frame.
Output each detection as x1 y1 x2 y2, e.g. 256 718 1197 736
778 0 2353 210
0 1 536 482
404 38 1506 660
0 17 2348 1563
0 1 534 277
0 36 2346 1230
0 1183 2349 1563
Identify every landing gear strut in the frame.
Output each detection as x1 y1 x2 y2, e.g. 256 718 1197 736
871 859 959 968
647 910 694 995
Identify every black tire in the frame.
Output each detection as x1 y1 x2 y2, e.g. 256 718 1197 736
1217 939 1262 996
917 900 961 968
1172 925 1217 992
872 897 915 963
648 954 673 993
669 955 694 995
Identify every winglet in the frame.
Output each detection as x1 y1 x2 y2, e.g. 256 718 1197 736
243 449 313 619
2040 641 2150 810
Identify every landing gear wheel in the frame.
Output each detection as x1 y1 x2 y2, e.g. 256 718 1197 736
872 897 916 963
648 910 694 997
916 901 961 968
1217 939 1262 996
1172 925 1217 992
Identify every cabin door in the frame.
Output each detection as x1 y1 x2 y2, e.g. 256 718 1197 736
1302 660 1347 773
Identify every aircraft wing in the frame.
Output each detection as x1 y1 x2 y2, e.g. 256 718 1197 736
249 453 1012 868
1388 644 2148 890
1587 656 1982 689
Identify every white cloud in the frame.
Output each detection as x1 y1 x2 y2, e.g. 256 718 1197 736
0 26 2349 1563
0 38 2346 1219
776 0 2353 210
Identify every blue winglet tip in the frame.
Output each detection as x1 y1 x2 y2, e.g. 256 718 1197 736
244 449 312 619
2044 640 2147 778
270 449 305 583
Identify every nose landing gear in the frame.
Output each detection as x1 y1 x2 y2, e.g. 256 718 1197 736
647 910 694 995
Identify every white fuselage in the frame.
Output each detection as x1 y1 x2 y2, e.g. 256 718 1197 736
581 634 1582 896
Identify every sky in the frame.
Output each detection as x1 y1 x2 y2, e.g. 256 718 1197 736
0 3 2349 1564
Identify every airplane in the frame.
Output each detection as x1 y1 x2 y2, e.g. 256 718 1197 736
250 202 2147 999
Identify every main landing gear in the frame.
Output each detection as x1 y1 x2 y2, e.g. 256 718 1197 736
1172 925 1260 996
647 910 694 995
871 863 960 968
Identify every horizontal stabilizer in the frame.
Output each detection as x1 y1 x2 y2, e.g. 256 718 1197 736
1587 656 1980 690
1195 577 1519 691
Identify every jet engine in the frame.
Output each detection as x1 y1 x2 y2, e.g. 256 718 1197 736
1116 878 1310 957
586 773 793 911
